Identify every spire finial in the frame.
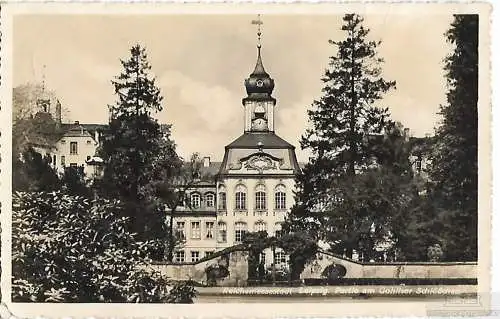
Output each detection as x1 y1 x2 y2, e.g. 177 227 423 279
41 64 47 93
251 14 263 48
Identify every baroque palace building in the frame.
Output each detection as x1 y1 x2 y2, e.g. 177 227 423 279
169 44 300 267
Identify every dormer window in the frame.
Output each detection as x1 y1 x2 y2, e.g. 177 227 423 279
190 193 201 209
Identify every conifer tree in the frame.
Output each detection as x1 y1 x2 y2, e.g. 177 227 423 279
287 14 396 258
99 45 180 259
428 15 478 261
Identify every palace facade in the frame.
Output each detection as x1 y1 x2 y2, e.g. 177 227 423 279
169 45 300 267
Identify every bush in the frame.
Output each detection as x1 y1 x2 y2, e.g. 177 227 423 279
12 191 196 303
205 263 230 286
321 263 347 279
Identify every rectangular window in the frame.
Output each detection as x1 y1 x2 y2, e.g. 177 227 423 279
205 251 214 258
218 223 227 243
176 221 185 240
174 250 185 263
191 251 200 262
191 194 201 209
235 192 246 210
191 221 201 239
255 192 266 210
61 156 65 166
206 194 215 208
275 192 286 210
260 252 266 264
274 251 287 266
218 192 226 210
206 221 214 239
70 142 78 155
235 230 245 242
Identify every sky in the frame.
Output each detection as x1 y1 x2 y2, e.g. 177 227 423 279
13 13 453 162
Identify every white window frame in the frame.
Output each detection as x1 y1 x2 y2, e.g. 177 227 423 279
174 250 185 263
70 141 78 155
205 193 215 208
191 221 201 239
235 222 247 243
218 222 227 243
176 221 186 240
235 184 247 210
190 193 201 209
191 251 200 262
206 221 214 239
275 185 287 210
218 192 227 210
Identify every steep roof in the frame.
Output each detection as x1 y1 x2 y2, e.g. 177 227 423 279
226 132 295 149
200 161 222 177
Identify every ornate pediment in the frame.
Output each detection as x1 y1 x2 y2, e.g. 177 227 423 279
228 152 284 173
244 155 277 172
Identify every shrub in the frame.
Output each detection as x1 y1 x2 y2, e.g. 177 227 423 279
321 263 347 279
12 191 196 303
205 263 230 286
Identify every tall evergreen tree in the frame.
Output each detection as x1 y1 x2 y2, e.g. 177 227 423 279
287 14 396 258
428 15 478 261
99 45 179 260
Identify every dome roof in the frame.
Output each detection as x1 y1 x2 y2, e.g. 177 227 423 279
244 46 275 97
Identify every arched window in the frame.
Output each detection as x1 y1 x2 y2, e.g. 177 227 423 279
275 184 287 210
205 193 215 208
190 193 201 209
254 221 267 233
235 184 247 210
217 222 227 243
255 184 266 210
235 222 247 242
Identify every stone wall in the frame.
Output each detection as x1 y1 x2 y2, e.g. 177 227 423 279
143 250 249 287
301 251 477 279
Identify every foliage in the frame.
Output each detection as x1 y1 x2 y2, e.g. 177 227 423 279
12 191 196 303
60 166 92 197
427 244 444 262
165 281 198 304
205 263 230 286
288 14 396 258
98 44 179 260
12 83 62 158
279 232 318 280
321 263 347 279
426 15 478 261
13 148 61 192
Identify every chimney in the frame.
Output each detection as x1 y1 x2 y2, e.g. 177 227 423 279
74 120 79 125
203 156 210 168
55 100 62 129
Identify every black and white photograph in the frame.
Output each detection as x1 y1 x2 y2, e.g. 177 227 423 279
0 2 492 318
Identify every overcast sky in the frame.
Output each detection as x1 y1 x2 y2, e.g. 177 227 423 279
13 13 453 162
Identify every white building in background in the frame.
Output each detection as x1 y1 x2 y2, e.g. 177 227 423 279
169 44 300 267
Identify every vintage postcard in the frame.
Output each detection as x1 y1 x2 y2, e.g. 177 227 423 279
0 1 493 318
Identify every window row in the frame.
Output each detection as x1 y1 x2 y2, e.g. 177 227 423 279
174 250 215 263
176 221 283 243
173 249 288 266
186 193 215 209
220 185 287 211
184 187 287 211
